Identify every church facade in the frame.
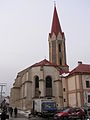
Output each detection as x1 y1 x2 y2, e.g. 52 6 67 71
10 5 90 110
10 59 64 110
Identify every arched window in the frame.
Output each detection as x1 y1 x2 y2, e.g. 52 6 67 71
60 58 62 65
59 43 61 52
35 76 39 88
34 76 39 97
46 76 52 88
46 76 52 97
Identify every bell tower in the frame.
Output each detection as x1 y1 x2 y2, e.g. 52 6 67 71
48 5 69 71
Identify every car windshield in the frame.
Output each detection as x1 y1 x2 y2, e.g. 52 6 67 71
63 108 70 112
42 102 56 109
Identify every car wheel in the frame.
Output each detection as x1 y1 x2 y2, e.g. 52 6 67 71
81 115 85 120
59 117 63 120
63 116 68 120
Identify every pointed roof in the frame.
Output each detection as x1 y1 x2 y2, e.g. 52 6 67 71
31 59 58 67
69 63 90 76
18 59 59 74
50 5 63 37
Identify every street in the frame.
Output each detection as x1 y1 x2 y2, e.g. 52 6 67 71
1 112 88 120
9 116 53 120
5 113 54 120
7 114 88 120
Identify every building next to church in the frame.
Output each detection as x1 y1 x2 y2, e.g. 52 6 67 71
10 5 90 110
66 62 90 108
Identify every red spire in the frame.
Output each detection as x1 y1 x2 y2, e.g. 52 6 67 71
50 5 63 37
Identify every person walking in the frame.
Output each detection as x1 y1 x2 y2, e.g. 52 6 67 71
14 107 18 117
10 107 13 117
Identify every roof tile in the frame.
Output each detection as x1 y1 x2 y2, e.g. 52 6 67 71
31 59 58 67
70 64 90 75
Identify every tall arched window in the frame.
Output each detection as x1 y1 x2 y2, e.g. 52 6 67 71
60 58 62 65
34 76 39 97
59 43 61 52
35 76 39 88
46 76 52 97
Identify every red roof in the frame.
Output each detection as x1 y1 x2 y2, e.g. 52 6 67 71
59 69 69 75
70 64 90 75
49 5 64 38
31 59 58 68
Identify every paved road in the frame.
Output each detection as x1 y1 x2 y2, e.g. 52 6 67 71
9 117 53 120
9 117 27 120
4 113 53 120
8 114 53 120
6 113 28 120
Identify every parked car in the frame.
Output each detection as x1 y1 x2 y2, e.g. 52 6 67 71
0 111 9 119
54 107 85 120
24 110 31 118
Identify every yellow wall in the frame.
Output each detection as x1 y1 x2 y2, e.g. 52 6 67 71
68 76 75 91
69 93 76 106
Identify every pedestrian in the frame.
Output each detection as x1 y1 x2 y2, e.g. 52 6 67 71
14 107 18 117
10 107 13 117
1 111 6 120
87 112 90 120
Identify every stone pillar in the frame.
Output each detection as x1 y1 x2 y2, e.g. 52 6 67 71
54 79 63 108
39 79 45 97
25 81 32 99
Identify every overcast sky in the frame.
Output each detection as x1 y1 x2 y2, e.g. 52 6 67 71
0 0 90 96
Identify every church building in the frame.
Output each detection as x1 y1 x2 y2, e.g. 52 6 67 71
10 5 90 110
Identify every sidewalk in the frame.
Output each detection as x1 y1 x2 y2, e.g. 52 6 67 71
9 112 28 120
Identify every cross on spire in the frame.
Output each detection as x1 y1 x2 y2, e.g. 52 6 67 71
54 1 56 7
50 3 63 37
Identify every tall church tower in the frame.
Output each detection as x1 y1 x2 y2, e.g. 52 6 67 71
48 5 69 71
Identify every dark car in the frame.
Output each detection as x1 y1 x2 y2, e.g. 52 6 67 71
54 107 85 120
0 109 9 119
